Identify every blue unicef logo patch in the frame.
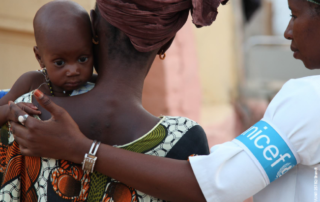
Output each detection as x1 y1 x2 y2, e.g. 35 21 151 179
236 121 297 183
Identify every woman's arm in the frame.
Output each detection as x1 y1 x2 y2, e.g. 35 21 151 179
0 102 40 126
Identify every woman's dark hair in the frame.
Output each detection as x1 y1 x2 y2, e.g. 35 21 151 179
315 5 320 15
309 1 320 15
94 4 154 67
222 0 229 5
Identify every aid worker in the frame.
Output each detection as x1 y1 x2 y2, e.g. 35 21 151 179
191 0 320 201
252 0 320 201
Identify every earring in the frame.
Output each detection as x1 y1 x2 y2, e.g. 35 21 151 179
159 50 166 60
41 67 50 83
92 35 99 45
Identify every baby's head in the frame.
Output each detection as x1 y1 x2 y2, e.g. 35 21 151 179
33 0 94 92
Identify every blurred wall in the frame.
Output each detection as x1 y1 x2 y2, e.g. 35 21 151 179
192 3 242 146
194 4 238 106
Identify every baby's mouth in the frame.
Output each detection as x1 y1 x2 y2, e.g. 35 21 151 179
65 81 81 88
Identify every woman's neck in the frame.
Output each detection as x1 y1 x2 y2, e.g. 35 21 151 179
93 47 157 104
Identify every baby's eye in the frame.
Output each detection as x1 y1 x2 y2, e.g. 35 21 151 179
78 56 88 63
54 60 65 67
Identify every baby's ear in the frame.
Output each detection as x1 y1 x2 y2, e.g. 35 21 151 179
33 46 45 68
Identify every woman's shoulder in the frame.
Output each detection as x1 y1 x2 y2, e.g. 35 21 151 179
159 116 210 158
118 116 209 159
266 76 320 120
160 116 199 127
282 75 320 94
160 116 206 136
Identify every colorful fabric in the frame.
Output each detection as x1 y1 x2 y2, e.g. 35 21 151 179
309 0 320 5
96 0 228 52
0 90 209 201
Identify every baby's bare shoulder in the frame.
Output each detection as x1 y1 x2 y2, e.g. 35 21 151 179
20 71 45 88
0 71 45 105
22 71 43 80
12 71 44 92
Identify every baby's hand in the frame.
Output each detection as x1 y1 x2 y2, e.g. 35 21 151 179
17 102 41 115
7 102 41 121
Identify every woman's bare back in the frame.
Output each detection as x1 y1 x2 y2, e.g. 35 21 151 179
33 87 161 146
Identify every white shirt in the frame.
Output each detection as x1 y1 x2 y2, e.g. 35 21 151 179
190 75 320 202
254 164 320 202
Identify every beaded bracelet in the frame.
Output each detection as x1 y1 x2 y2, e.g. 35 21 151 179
82 140 101 173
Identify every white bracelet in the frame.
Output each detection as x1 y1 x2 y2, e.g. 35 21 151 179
82 140 101 173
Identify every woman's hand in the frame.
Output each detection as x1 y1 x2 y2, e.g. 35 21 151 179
0 102 41 126
8 90 91 163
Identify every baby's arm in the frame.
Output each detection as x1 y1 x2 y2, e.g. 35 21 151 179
0 71 41 106
0 71 42 125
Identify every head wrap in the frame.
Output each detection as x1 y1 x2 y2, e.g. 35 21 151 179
96 0 228 52
308 0 320 5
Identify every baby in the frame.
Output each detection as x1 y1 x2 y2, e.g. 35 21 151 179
0 0 96 125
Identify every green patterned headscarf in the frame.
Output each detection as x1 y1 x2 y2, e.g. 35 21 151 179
309 0 320 5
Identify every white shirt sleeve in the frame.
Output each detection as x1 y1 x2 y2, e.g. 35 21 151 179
190 142 267 202
190 77 320 202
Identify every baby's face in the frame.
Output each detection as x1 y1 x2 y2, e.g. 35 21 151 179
39 27 93 92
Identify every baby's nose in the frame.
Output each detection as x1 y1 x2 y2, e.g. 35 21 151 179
66 65 80 76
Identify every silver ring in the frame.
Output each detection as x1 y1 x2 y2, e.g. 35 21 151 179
18 114 29 125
